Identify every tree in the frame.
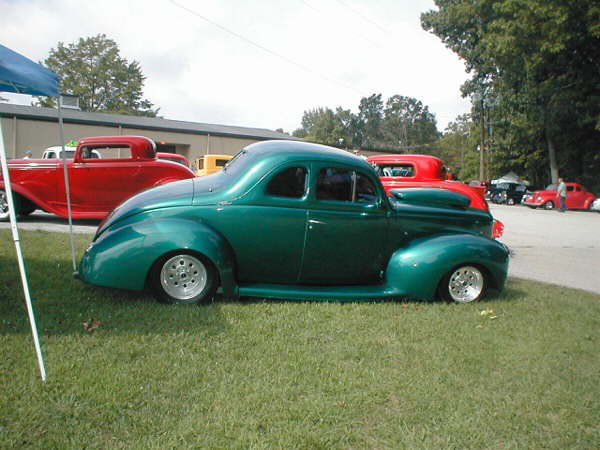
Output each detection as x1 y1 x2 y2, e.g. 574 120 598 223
355 94 384 147
436 114 473 179
382 95 439 153
293 94 441 153
36 34 158 117
293 107 357 146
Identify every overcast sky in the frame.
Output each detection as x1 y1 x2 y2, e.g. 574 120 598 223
1 0 472 133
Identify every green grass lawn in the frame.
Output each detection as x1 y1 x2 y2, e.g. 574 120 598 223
1 229 599 449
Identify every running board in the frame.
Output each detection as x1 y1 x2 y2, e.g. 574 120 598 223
237 282 405 302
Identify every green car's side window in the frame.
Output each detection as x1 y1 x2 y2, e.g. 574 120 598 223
266 166 307 198
355 172 377 203
317 168 378 204
317 168 353 201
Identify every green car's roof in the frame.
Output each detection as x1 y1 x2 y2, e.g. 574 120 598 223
240 140 372 168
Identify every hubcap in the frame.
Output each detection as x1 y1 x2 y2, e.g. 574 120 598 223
448 266 484 303
160 254 207 301
0 190 9 218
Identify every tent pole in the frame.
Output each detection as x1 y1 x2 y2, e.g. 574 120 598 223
0 123 47 381
57 99 77 272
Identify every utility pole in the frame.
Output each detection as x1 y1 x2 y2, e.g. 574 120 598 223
479 95 486 181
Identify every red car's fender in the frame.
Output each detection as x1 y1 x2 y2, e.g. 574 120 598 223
152 177 191 187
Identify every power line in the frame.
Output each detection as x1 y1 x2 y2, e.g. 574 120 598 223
168 0 366 96
334 0 390 35
298 0 383 48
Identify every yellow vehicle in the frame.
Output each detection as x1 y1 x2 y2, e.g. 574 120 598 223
194 154 233 177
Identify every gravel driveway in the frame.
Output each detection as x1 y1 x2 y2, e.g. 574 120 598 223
3 206 599 294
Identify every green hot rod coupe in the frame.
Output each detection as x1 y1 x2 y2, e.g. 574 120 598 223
78 140 509 304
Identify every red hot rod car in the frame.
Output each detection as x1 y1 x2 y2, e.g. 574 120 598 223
0 136 195 221
523 182 596 210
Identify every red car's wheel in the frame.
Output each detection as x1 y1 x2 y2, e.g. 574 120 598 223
543 201 554 210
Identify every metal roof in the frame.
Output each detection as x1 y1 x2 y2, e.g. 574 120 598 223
0 103 298 141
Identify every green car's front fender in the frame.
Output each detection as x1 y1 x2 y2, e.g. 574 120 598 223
384 233 509 300
80 217 237 296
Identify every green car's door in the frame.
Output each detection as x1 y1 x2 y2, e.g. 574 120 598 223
299 165 389 285
215 165 309 284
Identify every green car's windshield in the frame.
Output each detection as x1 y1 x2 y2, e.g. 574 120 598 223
222 149 248 176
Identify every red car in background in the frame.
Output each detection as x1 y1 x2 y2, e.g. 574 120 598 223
523 182 596 210
367 154 503 237
0 136 195 221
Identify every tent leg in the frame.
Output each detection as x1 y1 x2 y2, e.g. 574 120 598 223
0 123 47 381
57 100 77 272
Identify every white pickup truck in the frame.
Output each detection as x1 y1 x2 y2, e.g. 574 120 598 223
42 146 101 159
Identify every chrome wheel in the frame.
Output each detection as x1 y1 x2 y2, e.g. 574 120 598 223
0 189 9 221
447 266 485 303
160 254 208 301
543 201 554 210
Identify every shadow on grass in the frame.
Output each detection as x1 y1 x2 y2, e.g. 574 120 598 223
0 255 231 338
1 243 525 339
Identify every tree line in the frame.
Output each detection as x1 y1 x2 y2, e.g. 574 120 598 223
291 94 440 154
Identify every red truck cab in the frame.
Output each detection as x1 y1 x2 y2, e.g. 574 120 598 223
0 136 195 220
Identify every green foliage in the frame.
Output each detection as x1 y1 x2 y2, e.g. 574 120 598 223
2 229 600 448
422 0 600 190
36 34 158 117
293 106 354 146
294 94 439 152
356 93 384 147
383 95 440 153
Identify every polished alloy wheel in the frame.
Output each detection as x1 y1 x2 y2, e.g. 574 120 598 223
447 266 484 303
160 254 208 301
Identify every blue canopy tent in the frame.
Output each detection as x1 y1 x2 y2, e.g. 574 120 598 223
0 44 77 381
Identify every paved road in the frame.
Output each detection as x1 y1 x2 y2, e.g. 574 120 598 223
0 212 99 234
491 204 600 294
2 206 600 294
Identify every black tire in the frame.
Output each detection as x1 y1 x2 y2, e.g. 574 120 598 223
18 196 37 216
438 264 487 304
507 198 515 205
0 190 37 221
149 252 218 305
543 201 554 210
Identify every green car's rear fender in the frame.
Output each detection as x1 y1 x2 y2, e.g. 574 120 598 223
384 233 509 300
80 217 237 296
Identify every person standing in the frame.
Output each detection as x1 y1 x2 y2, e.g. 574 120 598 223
556 177 567 212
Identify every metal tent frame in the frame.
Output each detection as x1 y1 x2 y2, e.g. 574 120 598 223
0 44 77 381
